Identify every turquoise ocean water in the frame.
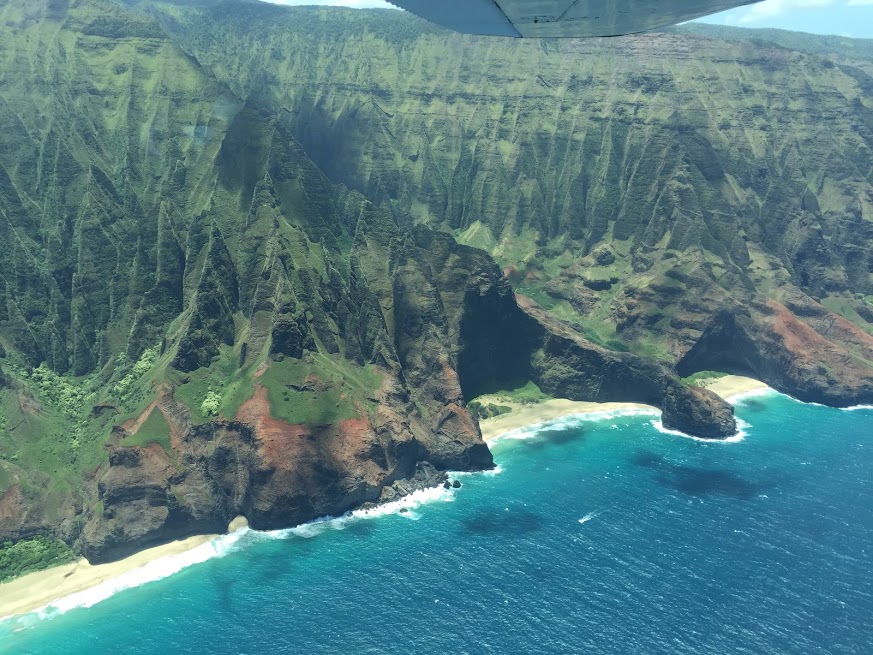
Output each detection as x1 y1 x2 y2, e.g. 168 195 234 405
1 391 871 654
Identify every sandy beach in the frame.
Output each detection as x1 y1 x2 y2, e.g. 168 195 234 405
0 377 770 622
0 534 218 622
478 375 770 441
696 374 769 400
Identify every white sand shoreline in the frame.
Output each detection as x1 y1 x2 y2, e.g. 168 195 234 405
0 534 220 623
0 377 771 624
479 375 770 442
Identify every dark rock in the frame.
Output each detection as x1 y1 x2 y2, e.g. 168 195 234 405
677 305 873 407
91 404 117 418
592 246 616 266
582 275 614 291
452 480 461 489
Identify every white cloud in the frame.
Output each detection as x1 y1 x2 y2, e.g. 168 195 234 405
736 0 837 24
846 0 873 5
263 0 397 8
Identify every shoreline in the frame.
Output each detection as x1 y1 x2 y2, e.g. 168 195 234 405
478 375 770 442
0 376 770 625
0 534 219 623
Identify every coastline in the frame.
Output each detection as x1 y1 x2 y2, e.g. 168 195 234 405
0 376 770 624
0 534 218 622
479 375 770 442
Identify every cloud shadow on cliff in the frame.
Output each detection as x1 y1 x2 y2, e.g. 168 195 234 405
630 450 766 500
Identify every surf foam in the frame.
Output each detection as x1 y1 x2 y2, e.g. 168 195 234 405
6 531 247 626
842 404 873 412
727 387 777 404
650 417 749 444
251 483 460 544
489 407 660 444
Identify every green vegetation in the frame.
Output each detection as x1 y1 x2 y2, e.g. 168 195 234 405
0 0 871 560
167 343 256 423
467 401 512 421
260 353 382 426
0 537 76 583
200 391 222 417
17 365 90 421
125 409 173 457
473 381 552 406
114 345 161 400
682 371 729 386
153 1 873 364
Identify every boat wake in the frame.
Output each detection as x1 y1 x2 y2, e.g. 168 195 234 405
578 511 600 525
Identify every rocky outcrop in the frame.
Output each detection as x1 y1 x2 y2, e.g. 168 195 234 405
450 260 737 439
522 303 736 439
2 0 871 569
80 371 493 563
678 303 873 407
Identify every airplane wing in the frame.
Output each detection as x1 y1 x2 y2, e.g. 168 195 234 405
386 0 761 38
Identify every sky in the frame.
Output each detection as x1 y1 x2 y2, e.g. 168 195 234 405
263 0 873 38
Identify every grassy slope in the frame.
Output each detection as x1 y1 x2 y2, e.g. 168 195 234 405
146 3 873 358
0 0 384 523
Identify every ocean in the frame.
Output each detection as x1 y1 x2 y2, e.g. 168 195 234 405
1 391 871 654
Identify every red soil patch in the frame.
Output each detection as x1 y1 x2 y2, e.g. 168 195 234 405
0 486 24 527
121 398 160 433
767 300 844 359
235 386 310 462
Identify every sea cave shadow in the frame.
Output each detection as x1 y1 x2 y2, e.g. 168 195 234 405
630 450 767 500
539 426 586 446
460 508 545 537
737 398 769 413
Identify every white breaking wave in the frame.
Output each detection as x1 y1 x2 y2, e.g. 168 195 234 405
5 482 467 627
842 404 873 412
14 530 248 624
237 485 462 545
578 511 600 525
727 387 777 404
650 417 749 444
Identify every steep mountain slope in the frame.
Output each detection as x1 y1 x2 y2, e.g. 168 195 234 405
143 0 873 404
0 0 494 561
0 0 739 565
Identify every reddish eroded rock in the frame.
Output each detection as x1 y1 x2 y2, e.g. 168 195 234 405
0 486 27 538
0 483 79 545
79 368 492 562
678 303 873 407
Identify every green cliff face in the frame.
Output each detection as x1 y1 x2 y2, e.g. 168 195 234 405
147 2 873 360
0 0 872 567
0 0 496 562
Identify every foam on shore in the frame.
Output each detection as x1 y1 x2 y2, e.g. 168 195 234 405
2 481 472 628
726 387 777 404
3 533 243 628
488 407 660 444
650 417 750 444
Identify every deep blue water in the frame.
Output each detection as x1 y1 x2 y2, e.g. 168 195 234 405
2 392 872 654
